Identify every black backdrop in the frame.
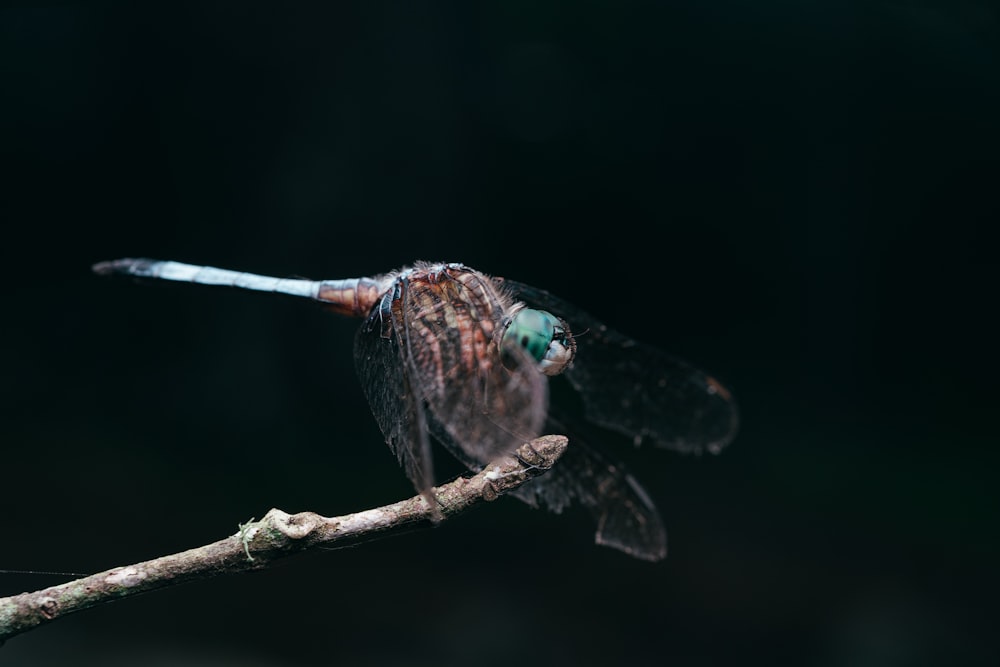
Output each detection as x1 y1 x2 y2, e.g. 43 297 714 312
2 3 996 666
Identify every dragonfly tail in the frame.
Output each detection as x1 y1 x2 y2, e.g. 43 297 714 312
92 258 323 300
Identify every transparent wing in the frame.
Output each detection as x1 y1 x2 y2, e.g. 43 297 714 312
511 413 667 561
355 272 548 500
500 280 739 455
398 273 548 468
354 305 436 500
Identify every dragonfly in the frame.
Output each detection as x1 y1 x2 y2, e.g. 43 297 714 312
93 258 738 561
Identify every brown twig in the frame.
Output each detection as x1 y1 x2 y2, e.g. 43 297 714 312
0 435 567 645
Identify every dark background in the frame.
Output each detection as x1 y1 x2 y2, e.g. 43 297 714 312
2 2 997 665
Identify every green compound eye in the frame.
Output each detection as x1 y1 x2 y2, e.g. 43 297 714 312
505 309 557 361
501 308 575 376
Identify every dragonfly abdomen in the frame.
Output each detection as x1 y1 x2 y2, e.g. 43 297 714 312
92 258 388 318
316 277 386 318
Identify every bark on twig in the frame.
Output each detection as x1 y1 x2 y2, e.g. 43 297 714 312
0 435 567 645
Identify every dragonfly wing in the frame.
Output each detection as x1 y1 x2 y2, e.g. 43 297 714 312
511 414 667 561
354 303 436 500
500 280 738 455
400 271 548 468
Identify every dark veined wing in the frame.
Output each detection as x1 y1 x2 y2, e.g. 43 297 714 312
354 298 436 502
355 268 548 500
400 269 548 469
499 279 739 455
511 413 668 561
423 404 668 561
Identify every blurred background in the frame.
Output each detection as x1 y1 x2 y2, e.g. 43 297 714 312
1 2 996 665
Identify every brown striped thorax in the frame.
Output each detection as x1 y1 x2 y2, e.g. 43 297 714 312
326 261 577 377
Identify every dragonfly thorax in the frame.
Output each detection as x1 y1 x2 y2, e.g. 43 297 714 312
501 307 576 376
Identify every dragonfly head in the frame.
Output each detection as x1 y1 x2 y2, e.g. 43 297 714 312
501 307 576 376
